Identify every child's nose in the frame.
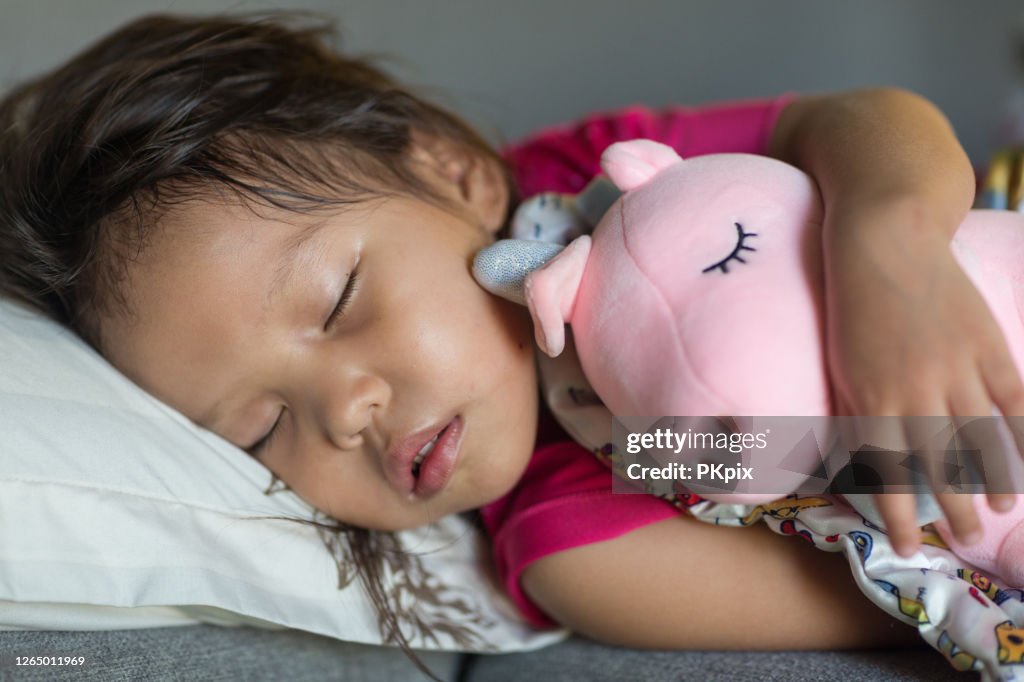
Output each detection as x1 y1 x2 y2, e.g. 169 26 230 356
319 373 391 449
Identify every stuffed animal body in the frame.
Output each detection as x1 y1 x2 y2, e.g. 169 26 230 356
474 139 1024 586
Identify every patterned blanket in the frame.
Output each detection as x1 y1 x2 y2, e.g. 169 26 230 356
655 491 1024 681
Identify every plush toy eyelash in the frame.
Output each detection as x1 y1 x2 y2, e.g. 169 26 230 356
702 222 758 274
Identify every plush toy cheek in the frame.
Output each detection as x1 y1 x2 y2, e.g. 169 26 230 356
953 211 1024 380
570 240 725 417
679 283 831 417
618 205 830 419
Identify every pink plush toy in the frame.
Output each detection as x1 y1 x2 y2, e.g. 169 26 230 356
474 139 1024 585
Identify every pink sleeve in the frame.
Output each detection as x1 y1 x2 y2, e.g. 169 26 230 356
479 442 679 628
502 93 797 199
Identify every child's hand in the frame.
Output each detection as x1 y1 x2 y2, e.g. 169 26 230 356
823 202 1024 557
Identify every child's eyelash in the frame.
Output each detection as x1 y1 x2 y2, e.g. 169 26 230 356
324 269 360 332
250 268 361 456
249 269 360 456
702 222 758 275
249 410 284 456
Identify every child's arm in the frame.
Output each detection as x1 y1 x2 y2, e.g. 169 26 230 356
522 514 921 649
768 87 1024 556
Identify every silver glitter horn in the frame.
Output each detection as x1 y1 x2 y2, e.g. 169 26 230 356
472 239 565 306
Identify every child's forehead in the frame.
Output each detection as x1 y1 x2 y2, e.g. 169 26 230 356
104 198 336 334
159 196 320 239
141 196 344 265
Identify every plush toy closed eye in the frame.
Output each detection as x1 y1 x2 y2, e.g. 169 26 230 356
474 138 1024 586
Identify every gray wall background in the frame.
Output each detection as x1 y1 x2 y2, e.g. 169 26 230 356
2 0 1023 165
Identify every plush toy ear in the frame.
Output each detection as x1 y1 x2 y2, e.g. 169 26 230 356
601 139 683 191
523 235 592 357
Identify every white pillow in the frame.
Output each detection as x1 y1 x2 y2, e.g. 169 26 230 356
0 297 565 651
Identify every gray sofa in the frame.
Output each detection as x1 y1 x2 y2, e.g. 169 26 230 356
0 627 967 681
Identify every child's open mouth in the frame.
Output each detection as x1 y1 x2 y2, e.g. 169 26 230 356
410 416 464 499
411 432 441 479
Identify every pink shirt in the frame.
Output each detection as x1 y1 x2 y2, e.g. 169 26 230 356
482 94 796 628
503 96 794 199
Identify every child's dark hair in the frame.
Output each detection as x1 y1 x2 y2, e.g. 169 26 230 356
0 12 513 680
0 11 513 349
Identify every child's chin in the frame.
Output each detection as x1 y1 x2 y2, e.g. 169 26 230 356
475 458 533 508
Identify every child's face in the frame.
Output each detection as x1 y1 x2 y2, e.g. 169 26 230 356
101 181 539 531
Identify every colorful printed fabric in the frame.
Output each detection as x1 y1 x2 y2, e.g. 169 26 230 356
684 495 1024 681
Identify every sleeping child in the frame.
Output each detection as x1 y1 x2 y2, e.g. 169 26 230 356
1 12 1020 677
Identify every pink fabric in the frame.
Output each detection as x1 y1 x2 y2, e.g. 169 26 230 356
484 94 797 628
502 95 796 199
479 441 679 627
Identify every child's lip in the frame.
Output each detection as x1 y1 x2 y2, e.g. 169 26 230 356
384 416 459 497
411 416 463 500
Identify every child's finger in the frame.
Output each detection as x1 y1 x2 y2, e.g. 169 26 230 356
977 359 1024 506
982 354 1024 457
851 412 906 464
955 416 1017 513
948 390 1018 513
1003 414 1024 471
845 413 916 514
878 412 947 557
988 492 1018 514
910 409 983 544
987 368 1024 418
874 492 921 557
901 409 983 542
902 412 951 477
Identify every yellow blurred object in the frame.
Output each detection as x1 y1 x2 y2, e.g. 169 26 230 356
1011 151 1024 211
974 148 1024 209
977 148 1024 211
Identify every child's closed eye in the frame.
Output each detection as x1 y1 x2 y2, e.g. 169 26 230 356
245 260 362 457
324 268 360 332
248 409 284 456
